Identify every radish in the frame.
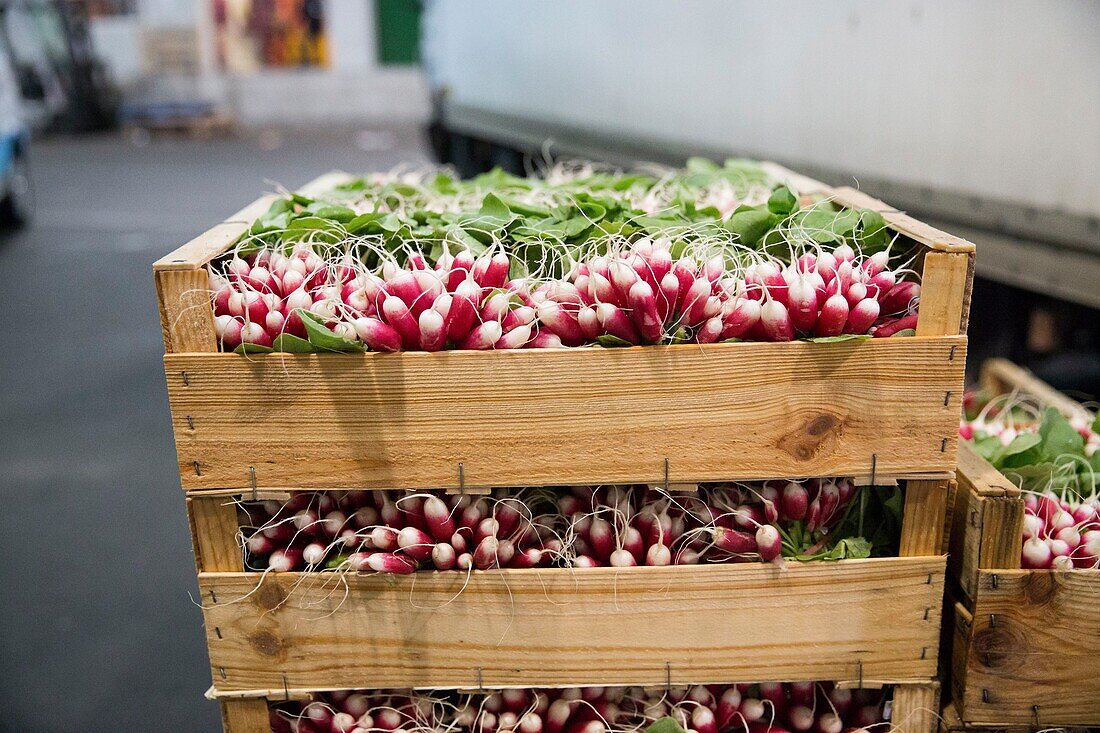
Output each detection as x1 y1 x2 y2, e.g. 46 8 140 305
365 552 417 574
460 321 504 350
760 300 794 341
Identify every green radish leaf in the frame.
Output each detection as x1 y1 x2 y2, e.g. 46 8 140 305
324 553 351 570
645 718 687 733
479 192 512 220
298 310 363 352
803 334 872 343
234 343 273 354
271 333 315 353
724 208 778 246
855 209 890 252
1038 407 1086 461
999 432 1043 460
719 337 744 343
596 334 634 348
891 328 917 337
767 185 798 216
1091 412 1100 435
820 537 872 561
304 202 357 222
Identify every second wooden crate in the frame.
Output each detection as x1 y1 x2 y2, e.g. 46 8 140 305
947 361 1099 727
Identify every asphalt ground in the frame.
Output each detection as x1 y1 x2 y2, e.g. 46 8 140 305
0 127 430 732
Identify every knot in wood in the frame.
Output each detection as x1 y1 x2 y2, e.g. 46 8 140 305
777 413 843 462
247 629 284 659
972 623 1024 672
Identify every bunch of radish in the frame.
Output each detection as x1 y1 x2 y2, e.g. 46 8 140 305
241 489 564 574
210 246 552 351
559 480 856 567
242 478 857 574
1020 491 1100 570
268 683 888 733
532 240 919 346
959 410 1099 458
210 237 920 352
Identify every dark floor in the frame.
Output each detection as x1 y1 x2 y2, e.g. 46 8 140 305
0 128 430 733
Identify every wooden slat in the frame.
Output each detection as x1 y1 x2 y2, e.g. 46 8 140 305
199 557 945 693
949 600 974 723
165 336 966 491
828 187 976 254
189 496 245 573
958 569 1100 726
950 444 1024 605
899 479 951 557
980 358 1092 420
153 171 354 272
916 252 971 337
891 682 939 733
220 697 270 733
156 269 217 353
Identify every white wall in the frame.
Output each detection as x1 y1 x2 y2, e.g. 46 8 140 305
424 0 1100 218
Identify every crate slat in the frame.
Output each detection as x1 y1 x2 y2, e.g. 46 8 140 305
189 496 245 573
899 479 952 557
948 445 1023 606
915 253 971 337
220 697 270 733
156 269 217 353
199 556 944 694
892 682 940 733
165 336 965 491
827 188 976 254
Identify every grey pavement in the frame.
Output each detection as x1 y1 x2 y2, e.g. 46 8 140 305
0 128 430 733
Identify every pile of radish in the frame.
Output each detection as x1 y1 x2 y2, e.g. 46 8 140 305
210 239 919 352
240 479 874 574
961 394 1100 569
268 683 889 733
211 157 922 353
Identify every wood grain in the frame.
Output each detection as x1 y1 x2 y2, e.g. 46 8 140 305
916 252 971 337
957 569 1100 726
156 269 217 353
828 187 976 254
899 479 951 557
153 171 353 272
891 683 939 733
164 336 966 491
189 496 245 573
199 557 944 694
220 697 270 733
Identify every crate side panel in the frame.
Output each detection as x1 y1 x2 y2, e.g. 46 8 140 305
961 569 1100 726
200 557 945 693
167 337 965 491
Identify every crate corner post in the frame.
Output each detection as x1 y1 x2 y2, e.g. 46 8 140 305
221 696 270 733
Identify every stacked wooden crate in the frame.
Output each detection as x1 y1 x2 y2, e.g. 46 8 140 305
154 170 974 733
946 359 1099 731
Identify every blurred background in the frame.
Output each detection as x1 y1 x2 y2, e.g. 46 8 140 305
0 1 1096 731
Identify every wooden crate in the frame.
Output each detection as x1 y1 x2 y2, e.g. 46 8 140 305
157 170 963 733
217 683 941 733
189 475 951 696
946 362 1100 727
155 173 973 493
